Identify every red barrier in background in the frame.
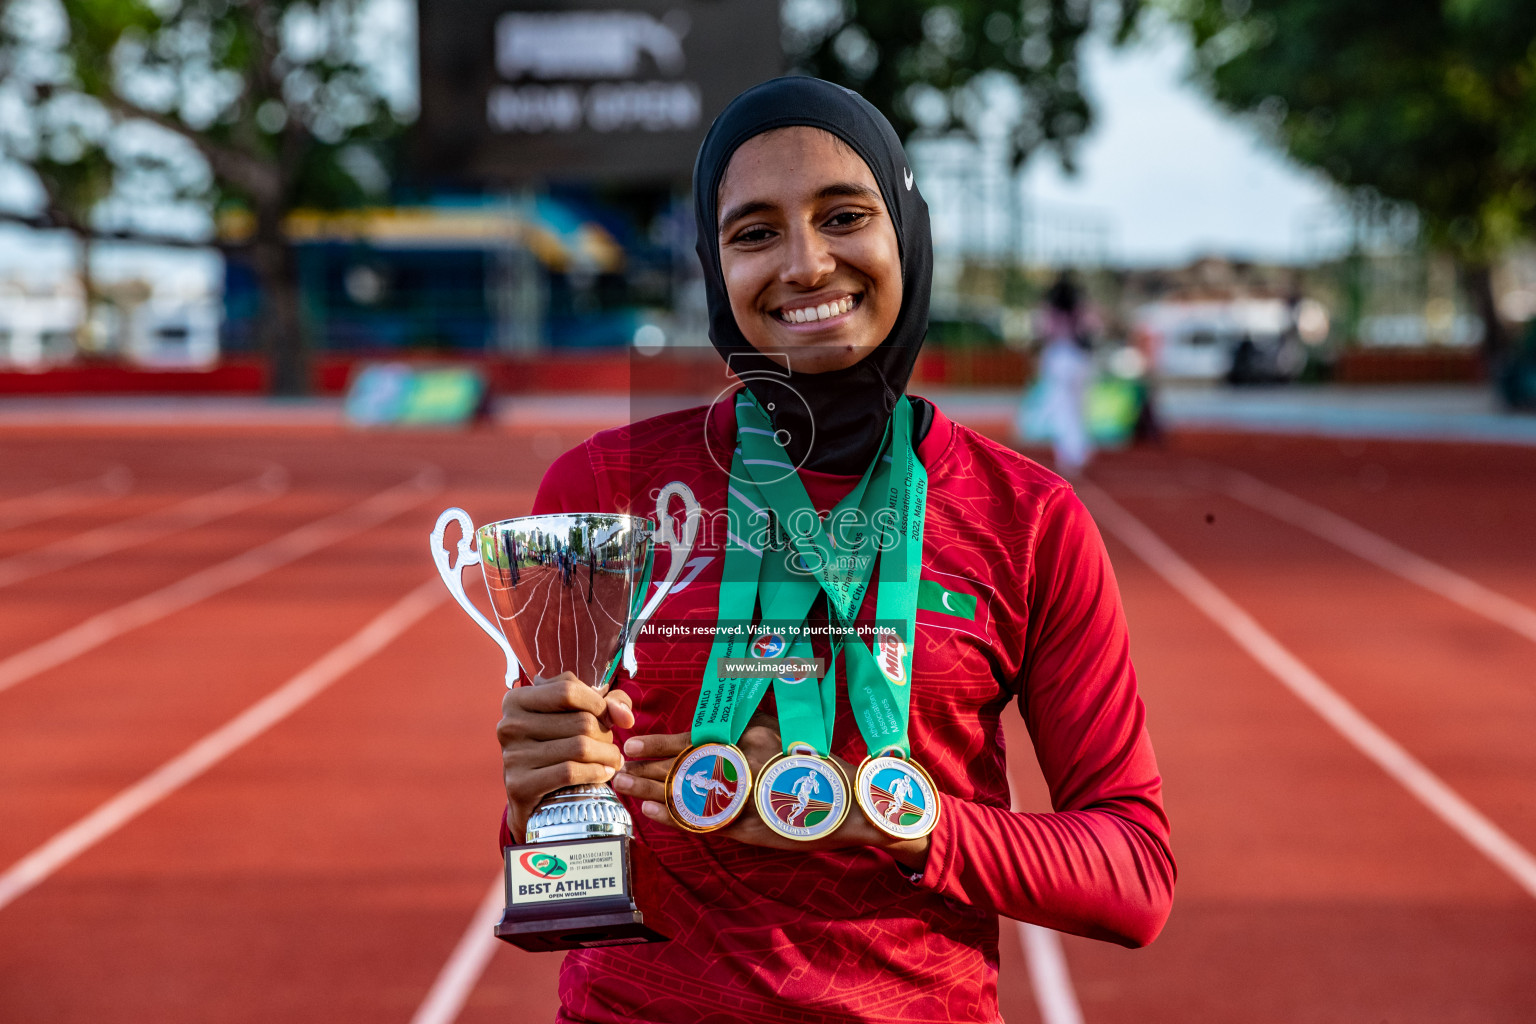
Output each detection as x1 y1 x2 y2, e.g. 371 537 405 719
1331 348 1483 383
0 355 649 396
0 349 1041 396
0 346 1484 395
0 360 274 395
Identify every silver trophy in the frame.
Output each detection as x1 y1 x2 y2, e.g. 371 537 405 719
430 483 700 951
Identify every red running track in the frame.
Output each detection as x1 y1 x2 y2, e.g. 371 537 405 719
0 419 1533 1022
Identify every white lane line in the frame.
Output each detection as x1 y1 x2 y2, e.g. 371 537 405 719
1021 923 1086 1024
0 578 446 912
1206 465 1536 647
0 469 443 697
1079 480 1536 901
409 874 504 1024
0 467 132 532
1006 770 1086 1024
0 466 289 590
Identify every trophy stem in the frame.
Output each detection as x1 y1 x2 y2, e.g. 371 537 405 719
525 783 633 844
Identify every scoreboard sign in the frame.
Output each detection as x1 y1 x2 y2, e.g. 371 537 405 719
417 0 783 184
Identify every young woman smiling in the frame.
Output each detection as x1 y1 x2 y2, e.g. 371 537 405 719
715 125 902 375
495 77 1174 1024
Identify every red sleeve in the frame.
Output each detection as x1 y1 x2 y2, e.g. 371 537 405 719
915 486 1175 948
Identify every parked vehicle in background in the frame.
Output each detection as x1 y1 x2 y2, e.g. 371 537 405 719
0 280 81 367
125 300 222 368
1134 296 1326 383
0 266 222 370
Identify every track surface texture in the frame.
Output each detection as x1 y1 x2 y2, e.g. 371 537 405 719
1 413 1533 1022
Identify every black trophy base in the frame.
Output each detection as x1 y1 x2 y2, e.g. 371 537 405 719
495 834 668 952
495 907 668 952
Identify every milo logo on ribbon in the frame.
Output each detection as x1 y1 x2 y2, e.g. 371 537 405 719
877 630 907 685
518 851 568 878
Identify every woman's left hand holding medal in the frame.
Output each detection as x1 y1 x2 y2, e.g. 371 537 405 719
614 714 931 871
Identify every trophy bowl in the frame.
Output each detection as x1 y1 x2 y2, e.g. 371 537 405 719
477 512 651 846
430 484 700 951
476 512 650 701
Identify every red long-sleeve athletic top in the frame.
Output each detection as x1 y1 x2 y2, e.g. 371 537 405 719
503 395 1174 1024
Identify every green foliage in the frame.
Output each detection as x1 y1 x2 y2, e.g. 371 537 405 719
1165 0 1536 261
925 314 1004 346
788 0 1144 170
0 0 407 238
0 0 409 390
5 0 1156 233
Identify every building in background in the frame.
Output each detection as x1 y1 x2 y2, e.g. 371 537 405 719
224 0 781 358
219 197 674 355
0 262 220 370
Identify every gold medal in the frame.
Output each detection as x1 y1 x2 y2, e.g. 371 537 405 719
753 750 849 841
665 743 753 833
855 754 940 841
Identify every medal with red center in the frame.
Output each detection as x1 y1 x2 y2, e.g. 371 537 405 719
665 742 752 833
855 751 939 840
751 632 788 659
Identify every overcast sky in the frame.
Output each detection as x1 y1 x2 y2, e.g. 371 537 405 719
1021 21 1344 265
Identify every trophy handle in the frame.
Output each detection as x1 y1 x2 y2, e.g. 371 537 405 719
623 481 701 676
431 507 521 688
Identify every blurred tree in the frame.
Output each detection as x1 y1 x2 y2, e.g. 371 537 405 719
0 0 1149 383
786 0 1144 172
0 0 404 393
1164 0 1536 358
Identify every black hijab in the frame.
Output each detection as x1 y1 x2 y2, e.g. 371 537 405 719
692 76 933 475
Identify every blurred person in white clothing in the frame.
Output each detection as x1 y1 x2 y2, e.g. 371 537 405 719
1036 272 1096 477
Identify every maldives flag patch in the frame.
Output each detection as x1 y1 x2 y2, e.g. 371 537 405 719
914 568 993 644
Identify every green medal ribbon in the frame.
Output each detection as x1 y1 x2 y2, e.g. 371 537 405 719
731 394 927 760
686 394 887 754
740 394 888 756
687 445 773 747
833 400 927 759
